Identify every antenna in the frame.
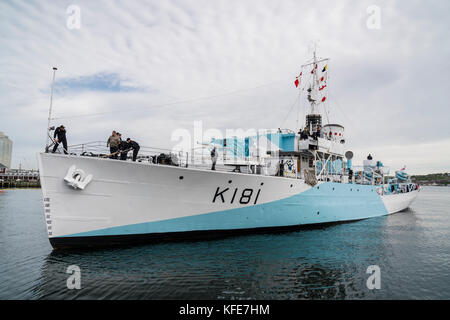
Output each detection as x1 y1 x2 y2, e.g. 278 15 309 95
45 67 58 152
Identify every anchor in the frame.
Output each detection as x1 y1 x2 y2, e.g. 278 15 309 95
63 165 93 190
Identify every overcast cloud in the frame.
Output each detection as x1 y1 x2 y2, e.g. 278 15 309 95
0 0 449 174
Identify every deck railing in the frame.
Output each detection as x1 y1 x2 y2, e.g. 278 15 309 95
55 141 403 188
60 141 190 167
60 141 271 174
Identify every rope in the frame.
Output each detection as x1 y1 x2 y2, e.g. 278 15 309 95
280 91 301 129
100 147 133 158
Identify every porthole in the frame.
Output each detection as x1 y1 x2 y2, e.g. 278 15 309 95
260 182 264 186
228 180 232 184
179 176 184 180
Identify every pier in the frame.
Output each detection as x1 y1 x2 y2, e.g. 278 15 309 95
0 169 40 189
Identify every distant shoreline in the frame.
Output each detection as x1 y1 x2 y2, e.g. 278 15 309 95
411 173 449 187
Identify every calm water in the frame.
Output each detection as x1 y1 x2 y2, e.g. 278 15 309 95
0 187 449 300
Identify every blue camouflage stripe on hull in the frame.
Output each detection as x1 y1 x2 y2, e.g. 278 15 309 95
61 182 388 238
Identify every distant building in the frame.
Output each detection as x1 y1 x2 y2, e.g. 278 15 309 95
0 168 40 188
0 131 13 169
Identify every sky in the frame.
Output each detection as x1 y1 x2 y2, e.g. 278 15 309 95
0 0 449 174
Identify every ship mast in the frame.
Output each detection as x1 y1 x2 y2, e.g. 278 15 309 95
45 67 57 152
300 49 329 104
301 48 329 135
311 48 318 114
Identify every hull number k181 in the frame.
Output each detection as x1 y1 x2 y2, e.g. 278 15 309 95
212 187 261 205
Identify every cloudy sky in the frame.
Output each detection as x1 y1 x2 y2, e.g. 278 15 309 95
1 0 449 174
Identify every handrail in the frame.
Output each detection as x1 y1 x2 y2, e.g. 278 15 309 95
60 141 404 187
61 141 190 167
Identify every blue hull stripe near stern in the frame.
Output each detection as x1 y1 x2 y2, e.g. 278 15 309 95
62 183 388 238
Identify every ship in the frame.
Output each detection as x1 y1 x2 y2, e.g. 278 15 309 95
37 52 420 249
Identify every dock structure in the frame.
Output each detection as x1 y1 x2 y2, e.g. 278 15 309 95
0 169 40 189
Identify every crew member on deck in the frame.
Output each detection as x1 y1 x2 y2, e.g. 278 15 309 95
314 125 321 140
126 138 140 162
118 133 129 160
107 130 120 159
367 154 373 160
52 125 68 154
300 127 309 140
211 147 218 170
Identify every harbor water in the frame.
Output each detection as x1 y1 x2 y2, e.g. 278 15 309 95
0 187 449 299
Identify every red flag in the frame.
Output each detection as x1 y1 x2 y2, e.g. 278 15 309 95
321 96 326 102
320 76 324 82
311 69 314 74
294 71 302 87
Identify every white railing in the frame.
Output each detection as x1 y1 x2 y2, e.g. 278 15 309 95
187 146 266 173
349 165 388 185
56 141 401 188
61 141 190 167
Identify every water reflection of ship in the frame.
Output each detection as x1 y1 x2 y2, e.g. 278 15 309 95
36 238 371 299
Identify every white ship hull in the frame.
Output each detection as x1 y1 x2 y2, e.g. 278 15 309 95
37 153 419 248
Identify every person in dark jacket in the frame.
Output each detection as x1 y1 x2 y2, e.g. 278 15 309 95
300 127 309 140
52 125 68 154
126 138 140 161
315 125 321 140
210 147 217 170
118 133 129 160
